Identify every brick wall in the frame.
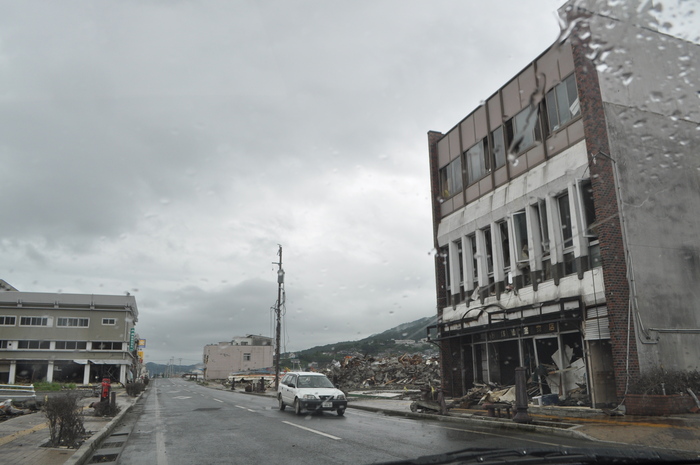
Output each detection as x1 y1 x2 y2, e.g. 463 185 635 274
427 130 453 387
568 13 640 400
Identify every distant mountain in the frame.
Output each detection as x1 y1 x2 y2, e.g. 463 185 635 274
145 362 201 376
283 315 438 368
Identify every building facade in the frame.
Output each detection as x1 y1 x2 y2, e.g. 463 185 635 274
0 282 139 385
203 335 273 380
427 0 699 408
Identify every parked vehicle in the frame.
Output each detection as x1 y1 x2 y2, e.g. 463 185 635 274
278 372 347 416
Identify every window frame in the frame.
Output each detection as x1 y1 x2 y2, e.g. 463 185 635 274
102 318 116 325
18 340 51 350
92 341 123 351
506 105 541 156
55 341 88 350
19 316 48 327
465 137 490 185
439 157 463 199
57 317 89 328
0 316 16 326
545 74 581 133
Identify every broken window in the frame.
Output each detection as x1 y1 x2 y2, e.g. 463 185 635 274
483 226 495 290
498 220 511 279
439 157 463 198
533 200 552 281
243 353 251 361
557 192 576 276
491 126 506 170
512 210 531 285
577 179 602 269
467 234 479 289
465 137 489 185
506 105 541 155
456 240 464 288
545 73 580 133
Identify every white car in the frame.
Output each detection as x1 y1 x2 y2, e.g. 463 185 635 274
278 372 348 416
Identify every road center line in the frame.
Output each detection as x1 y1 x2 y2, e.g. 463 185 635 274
282 421 342 440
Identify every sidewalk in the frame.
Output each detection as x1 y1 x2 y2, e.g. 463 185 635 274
345 395 700 454
0 390 137 465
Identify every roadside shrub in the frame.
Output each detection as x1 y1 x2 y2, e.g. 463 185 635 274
125 381 146 397
628 368 700 395
92 399 121 417
43 392 85 448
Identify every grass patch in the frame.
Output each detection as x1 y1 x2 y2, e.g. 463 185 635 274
34 382 77 391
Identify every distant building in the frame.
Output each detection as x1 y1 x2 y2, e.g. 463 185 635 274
203 335 273 380
0 282 139 385
427 0 699 407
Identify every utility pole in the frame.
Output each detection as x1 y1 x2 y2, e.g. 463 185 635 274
273 245 285 390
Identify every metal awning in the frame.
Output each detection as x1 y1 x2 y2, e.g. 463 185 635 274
89 360 131 365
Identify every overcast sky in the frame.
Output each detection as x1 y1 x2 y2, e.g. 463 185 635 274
5 0 689 366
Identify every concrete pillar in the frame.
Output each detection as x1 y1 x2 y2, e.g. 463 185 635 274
119 365 127 384
83 364 91 385
8 361 16 385
46 361 54 383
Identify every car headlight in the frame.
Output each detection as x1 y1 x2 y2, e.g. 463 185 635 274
335 393 346 400
302 394 316 400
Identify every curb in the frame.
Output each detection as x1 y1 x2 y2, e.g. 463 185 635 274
63 392 143 465
347 403 599 443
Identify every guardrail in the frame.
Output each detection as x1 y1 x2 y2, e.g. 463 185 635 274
0 384 36 401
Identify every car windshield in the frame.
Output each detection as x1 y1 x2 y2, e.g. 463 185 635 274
298 376 334 389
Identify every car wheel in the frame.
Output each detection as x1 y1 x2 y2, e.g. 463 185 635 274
278 396 286 411
337 407 345 417
294 398 302 415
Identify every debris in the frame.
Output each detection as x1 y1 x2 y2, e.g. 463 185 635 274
322 354 441 394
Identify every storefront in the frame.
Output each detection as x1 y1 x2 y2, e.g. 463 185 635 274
435 297 609 405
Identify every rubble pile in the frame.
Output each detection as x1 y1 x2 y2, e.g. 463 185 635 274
323 354 441 391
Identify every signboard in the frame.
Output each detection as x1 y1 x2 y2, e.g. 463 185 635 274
129 328 135 351
138 339 146 349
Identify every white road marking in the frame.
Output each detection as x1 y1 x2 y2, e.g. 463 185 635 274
426 424 570 447
214 399 224 403
172 396 192 400
282 421 342 440
234 405 256 412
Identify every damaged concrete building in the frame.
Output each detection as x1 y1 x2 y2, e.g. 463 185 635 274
0 280 139 385
427 0 699 408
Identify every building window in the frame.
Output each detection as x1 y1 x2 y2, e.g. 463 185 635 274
506 105 541 155
102 318 116 325
456 240 464 289
577 179 601 269
0 316 16 326
243 353 251 361
512 210 531 285
57 317 89 327
439 157 463 198
466 137 489 185
558 192 576 276
498 220 511 279
93 342 123 350
483 227 495 290
18 340 51 349
534 200 553 281
545 74 580 133
20 317 48 327
0 341 7 349
468 234 478 293
56 341 87 350
491 126 507 170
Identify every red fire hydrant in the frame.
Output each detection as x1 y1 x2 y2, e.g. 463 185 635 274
101 377 111 402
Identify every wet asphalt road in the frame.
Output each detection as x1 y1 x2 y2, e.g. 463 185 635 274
116 378 597 465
